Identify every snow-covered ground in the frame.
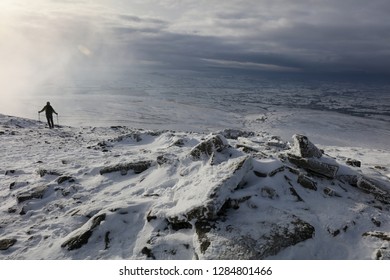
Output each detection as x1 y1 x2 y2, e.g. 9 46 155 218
0 109 389 260
1 74 389 260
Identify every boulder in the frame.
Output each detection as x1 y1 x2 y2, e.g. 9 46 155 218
157 154 178 166
362 231 390 259
61 213 106 250
5 170 16 175
57 175 75 184
290 134 322 158
338 174 390 204
99 160 153 175
16 185 49 203
356 177 390 204
219 129 254 140
196 209 315 259
346 158 361 168
190 134 229 160
297 174 317 191
288 154 339 179
153 156 253 225
36 168 62 177
0 238 17 250
376 248 390 260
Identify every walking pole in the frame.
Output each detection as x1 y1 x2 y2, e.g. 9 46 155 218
57 114 59 126
38 112 41 122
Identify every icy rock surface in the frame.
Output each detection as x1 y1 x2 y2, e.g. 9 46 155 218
291 134 323 158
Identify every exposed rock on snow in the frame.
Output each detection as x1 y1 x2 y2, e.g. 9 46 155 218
363 231 390 241
346 158 361 167
57 175 75 184
288 154 339 178
16 185 49 203
0 113 389 260
219 129 255 140
154 155 253 223
36 168 62 178
195 208 315 260
362 231 390 260
290 134 323 158
61 213 106 250
189 134 229 160
0 239 17 251
297 174 317 191
99 160 153 175
337 174 390 204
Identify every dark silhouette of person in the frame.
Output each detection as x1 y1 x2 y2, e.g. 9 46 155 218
39 102 58 129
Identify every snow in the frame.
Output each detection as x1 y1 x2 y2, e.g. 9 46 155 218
1 106 389 260
1 74 389 261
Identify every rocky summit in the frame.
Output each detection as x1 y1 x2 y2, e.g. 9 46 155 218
0 114 389 260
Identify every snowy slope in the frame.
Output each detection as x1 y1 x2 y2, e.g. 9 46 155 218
0 114 389 260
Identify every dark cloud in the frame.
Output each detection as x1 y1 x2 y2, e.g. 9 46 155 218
95 0 390 78
3 0 390 82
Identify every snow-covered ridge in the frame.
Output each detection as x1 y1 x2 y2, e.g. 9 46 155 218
0 114 389 260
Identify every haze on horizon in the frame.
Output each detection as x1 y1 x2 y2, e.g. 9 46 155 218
1 0 390 105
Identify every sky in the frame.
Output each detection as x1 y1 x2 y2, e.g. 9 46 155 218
1 0 390 99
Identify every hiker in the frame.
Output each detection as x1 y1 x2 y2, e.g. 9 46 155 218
39 101 58 129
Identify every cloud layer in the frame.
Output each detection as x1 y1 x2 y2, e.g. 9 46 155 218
2 0 390 87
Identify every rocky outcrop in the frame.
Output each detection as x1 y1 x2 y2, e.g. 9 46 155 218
16 185 49 203
190 134 229 160
219 129 255 140
338 174 390 204
61 213 106 250
57 175 75 184
346 158 361 167
196 209 315 260
297 174 317 190
36 168 62 177
290 134 323 158
287 135 338 178
356 177 390 203
288 154 339 178
99 160 153 175
362 231 390 260
163 156 253 223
